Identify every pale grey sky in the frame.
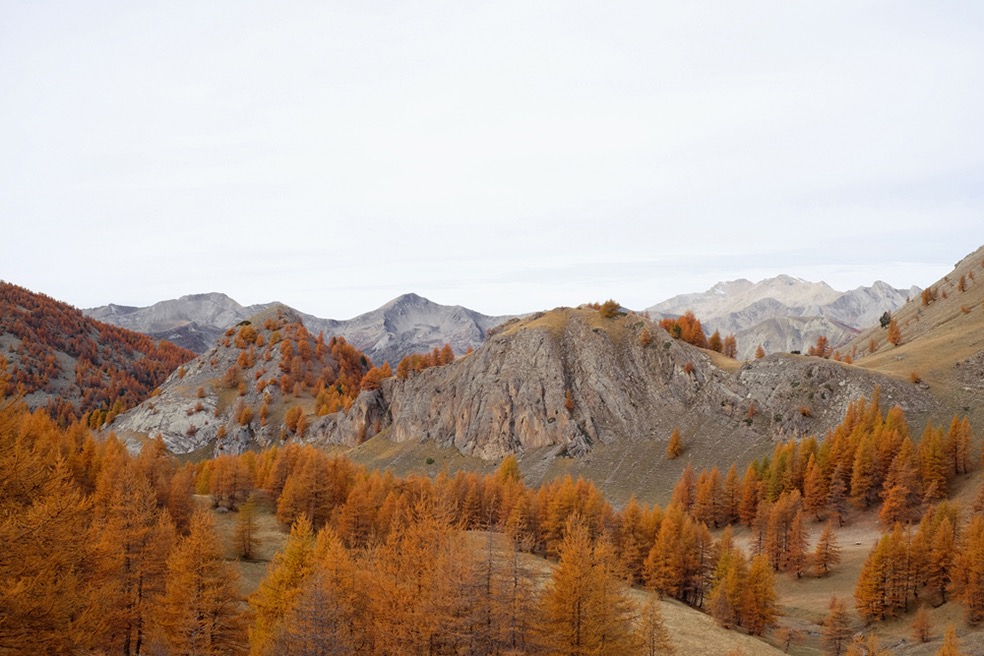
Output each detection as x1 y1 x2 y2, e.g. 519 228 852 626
2 1 982 319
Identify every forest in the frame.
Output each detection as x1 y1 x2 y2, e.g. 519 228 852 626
2 386 983 655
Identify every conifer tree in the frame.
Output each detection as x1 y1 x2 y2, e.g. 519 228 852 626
154 510 247 655
911 604 933 643
538 514 637 655
936 624 967 656
821 597 853 656
887 318 902 346
879 437 922 527
249 515 318 656
236 493 261 560
93 460 175 656
741 554 778 635
637 596 674 656
273 527 364 655
708 545 747 629
813 521 842 577
0 406 104 654
802 455 828 521
953 515 984 624
928 516 956 604
666 426 683 460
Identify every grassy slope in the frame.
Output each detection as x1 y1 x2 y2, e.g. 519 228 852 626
209 497 785 656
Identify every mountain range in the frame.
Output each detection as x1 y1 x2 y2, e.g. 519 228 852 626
647 276 919 359
86 292 512 367
6 246 984 501
87 278 916 366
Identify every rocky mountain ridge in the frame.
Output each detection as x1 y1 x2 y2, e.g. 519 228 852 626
647 277 919 358
109 304 373 455
113 303 939 476
309 309 938 460
86 292 512 366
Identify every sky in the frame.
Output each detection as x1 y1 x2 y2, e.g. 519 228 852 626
2 1 983 320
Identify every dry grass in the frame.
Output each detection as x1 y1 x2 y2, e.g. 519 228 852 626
197 493 288 598
479 531 785 656
706 348 745 373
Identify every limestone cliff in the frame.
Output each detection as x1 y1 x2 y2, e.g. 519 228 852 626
307 307 938 461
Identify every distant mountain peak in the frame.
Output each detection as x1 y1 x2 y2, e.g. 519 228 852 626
647 275 914 359
86 291 513 366
177 292 239 304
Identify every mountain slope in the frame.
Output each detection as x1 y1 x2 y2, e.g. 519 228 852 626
292 306 940 500
648 276 916 358
299 293 511 367
846 244 984 432
86 293 273 353
86 292 511 366
109 304 374 455
0 282 196 423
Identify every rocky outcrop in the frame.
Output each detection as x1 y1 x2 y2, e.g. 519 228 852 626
110 305 372 456
309 308 939 461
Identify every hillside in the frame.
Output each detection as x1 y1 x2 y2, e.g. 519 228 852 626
648 276 917 359
109 305 373 455
0 281 195 423
86 291 511 365
328 307 940 501
847 244 984 432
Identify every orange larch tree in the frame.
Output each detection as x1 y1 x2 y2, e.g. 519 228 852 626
153 510 247 655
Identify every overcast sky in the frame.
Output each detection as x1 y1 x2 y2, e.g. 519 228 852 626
2 2 982 319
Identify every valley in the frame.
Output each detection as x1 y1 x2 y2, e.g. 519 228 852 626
3 244 984 655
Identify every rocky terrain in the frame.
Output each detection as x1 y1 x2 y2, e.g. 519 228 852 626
316 308 937 458
86 292 511 366
109 305 373 455
112 300 940 482
86 293 272 354
648 276 917 358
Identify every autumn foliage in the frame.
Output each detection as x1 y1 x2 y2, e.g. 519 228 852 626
395 343 455 379
0 281 195 425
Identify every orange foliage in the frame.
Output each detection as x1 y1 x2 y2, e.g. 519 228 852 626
0 282 195 424
659 310 708 348
395 344 456 379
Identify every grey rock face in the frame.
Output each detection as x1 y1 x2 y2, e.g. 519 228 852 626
647 277 916 359
306 309 938 462
86 292 511 366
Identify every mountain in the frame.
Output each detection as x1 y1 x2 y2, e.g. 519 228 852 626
85 293 273 354
647 276 917 359
86 292 511 366
298 293 511 367
0 281 196 423
322 308 936 459
109 304 373 454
